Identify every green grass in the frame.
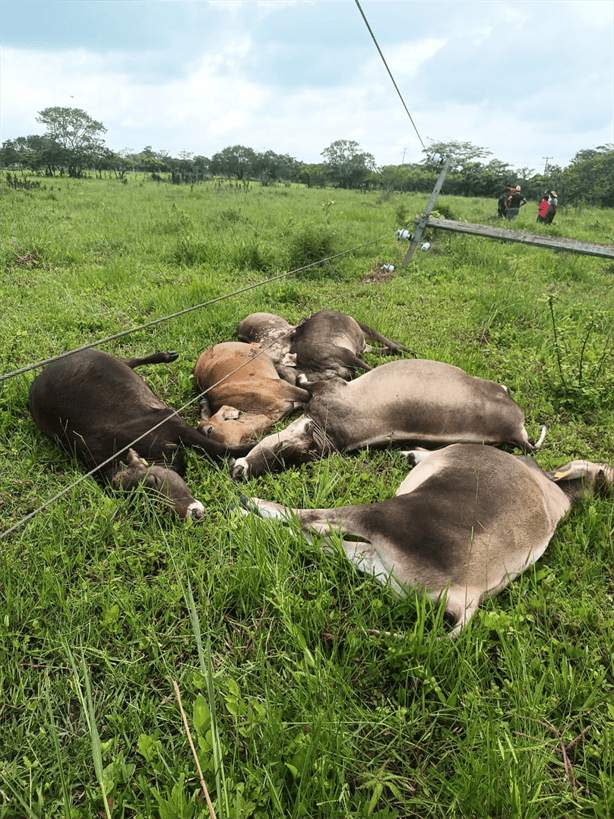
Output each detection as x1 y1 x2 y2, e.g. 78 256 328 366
0 175 612 818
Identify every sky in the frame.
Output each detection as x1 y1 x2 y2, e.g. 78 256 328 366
1 0 613 173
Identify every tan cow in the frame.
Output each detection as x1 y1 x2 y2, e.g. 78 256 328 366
194 341 310 447
241 444 613 635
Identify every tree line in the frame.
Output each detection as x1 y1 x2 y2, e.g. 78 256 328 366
1 107 612 207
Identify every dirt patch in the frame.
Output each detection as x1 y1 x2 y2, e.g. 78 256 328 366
361 263 396 284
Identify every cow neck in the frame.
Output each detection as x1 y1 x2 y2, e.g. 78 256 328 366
311 418 337 453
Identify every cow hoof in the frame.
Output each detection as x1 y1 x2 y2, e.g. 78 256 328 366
230 457 249 480
239 496 283 520
186 500 206 521
402 447 430 466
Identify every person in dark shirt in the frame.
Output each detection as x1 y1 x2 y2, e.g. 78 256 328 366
506 186 527 220
498 185 512 218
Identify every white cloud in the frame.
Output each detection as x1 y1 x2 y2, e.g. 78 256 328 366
1 1 612 170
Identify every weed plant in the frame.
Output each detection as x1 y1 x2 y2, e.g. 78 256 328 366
1 176 612 818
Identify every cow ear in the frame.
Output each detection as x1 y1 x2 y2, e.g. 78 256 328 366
124 449 149 469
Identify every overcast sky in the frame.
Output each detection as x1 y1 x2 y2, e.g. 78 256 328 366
2 1 612 172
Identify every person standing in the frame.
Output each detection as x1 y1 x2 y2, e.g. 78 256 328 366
544 191 558 224
505 186 527 221
537 193 550 223
498 185 512 218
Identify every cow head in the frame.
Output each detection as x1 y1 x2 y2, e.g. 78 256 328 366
197 405 273 448
112 449 205 520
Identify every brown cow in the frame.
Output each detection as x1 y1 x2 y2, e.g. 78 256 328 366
194 341 310 446
230 358 546 479
240 444 613 635
29 349 250 520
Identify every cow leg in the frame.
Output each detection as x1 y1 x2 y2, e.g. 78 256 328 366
239 496 477 635
239 498 404 591
277 366 297 384
355 321 409 354
120 351 179 369
199 397 212 421
442 585 483 636
230 415 318 479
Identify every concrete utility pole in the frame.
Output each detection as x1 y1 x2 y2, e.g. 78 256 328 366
542 156 553 174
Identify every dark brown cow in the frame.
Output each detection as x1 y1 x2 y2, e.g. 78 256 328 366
241 444 613 635
230 358 546 479
237 310 409 383
194 341 310 447
29 349 251 519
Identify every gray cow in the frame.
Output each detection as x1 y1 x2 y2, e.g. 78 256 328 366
230 358 545 479
241 444 613 634
237 310 409 383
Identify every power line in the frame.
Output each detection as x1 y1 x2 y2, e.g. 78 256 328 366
354 0 427 152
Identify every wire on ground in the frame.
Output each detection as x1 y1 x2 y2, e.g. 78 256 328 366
1 234 389 383
1 233 390 540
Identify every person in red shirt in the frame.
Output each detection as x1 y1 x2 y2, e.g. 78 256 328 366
537 193 550 223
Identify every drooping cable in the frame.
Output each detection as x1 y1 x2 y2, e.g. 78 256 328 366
354 0 427 152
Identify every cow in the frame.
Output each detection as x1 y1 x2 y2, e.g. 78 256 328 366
236 310 410 384
29 349 252 520
230 358 546 480
193 341 310 447
240 444 613 635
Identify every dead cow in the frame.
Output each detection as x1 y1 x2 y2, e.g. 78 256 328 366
231 358 546 479
29 349 251 520
241 444 613 635
194 341 310 447
237 310 409 383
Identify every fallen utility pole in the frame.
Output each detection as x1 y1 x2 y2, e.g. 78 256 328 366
413 217 614 260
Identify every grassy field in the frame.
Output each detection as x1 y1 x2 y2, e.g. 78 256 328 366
1 174 612 819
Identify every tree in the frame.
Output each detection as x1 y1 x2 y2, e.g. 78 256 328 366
298 163 327 188
0 135 67 174
210 145 257 180
35 106 107 177
561 145 614 207
422 140 492 172
321 140 378 189
251 150 301 184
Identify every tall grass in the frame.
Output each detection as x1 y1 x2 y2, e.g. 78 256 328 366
0 175 612 818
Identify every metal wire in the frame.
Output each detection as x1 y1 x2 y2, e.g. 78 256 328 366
0 235 388 383
354 0 427 152
1 233 391 541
